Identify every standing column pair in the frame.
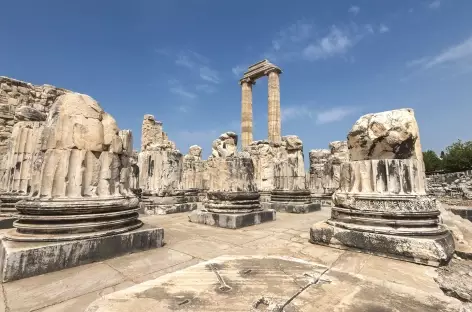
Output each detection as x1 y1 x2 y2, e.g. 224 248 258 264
240 68 282 150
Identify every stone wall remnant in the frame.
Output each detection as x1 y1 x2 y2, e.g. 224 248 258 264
138 115 199 215
0 121 44 227
308 141 349 205
310 108 454 266
1 92 163 282
0 76 70 156
269 136 320 213
189 132 275 228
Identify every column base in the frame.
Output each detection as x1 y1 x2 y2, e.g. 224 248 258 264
269 190 321 213
310 193 333 207
188 210 276 229
141 191 201 215
0 224 164 282
309 221 454 267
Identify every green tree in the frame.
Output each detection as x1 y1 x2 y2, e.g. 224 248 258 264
442 140 472 172
423 150 443 173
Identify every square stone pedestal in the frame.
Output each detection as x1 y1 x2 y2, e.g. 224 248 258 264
0 225 164 282
188 210 276 229
140 194 201 215
310 221 455 267
269 202 321 213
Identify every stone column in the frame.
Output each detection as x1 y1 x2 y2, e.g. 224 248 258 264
240 79 254 150
267 69 281 144
1 93 163 282
310 108 454 266
189 132 276 229
269 136 320 213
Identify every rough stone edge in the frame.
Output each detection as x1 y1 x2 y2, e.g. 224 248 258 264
188 210 276 229
268 202 321 214
141 202 200 215
309 221 455 267
0 225 164 282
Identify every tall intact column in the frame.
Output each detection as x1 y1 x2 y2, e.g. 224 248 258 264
267 69 281 144
240 79 254 150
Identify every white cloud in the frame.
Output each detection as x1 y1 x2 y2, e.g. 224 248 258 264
281 105 313 122
175 54 194 69
231 65 246 77
199 66 220 84
303 26 352 61
315 107 357 124
169 83 197 99
272 20 313 53
178 105 190 113
365 24 374 34
429 0 441 9
407 35 472 70
195 84 216 94
348 6 360 16
379 24 390 34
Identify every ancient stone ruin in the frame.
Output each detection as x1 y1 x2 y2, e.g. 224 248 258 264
310 108 454 266
240 60 282 148
308 140 349 205
189 132 276 228
138 114 200 215
268 135 319 213
0 93 163 282
0 121 44 228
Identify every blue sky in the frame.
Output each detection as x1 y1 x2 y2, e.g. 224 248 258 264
2 0 472 163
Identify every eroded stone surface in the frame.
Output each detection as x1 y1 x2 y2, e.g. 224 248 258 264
435 259 472 302
311 108 454 266
0 77 70 156
348 108 422 161
85 255 465 312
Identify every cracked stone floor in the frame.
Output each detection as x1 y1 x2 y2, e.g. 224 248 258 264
0 207 466 311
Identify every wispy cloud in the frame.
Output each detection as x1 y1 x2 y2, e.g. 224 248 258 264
265 20 377 63
178 105 190 113
379 24 390 34
429 0 441 9
365 24 374 34
407 35 472 70
159 49 220 96
199 66 220 84
281 105 313 122
303 26 352 61
231 65 246 77
195 84 216 94
281 104 357 125
315 107 357 124
348 5 360 16
169 85 197 99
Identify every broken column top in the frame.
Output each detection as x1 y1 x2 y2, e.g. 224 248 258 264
210 132 238 158
141 114 176 151
347 108 421 161
281 135 303 151
187 145 202 159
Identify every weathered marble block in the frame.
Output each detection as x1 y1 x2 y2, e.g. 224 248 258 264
189 133 275 229
310 109 454 266
268 136 320 214
0 121 44 228
138 117 200 215
0 93 163 282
